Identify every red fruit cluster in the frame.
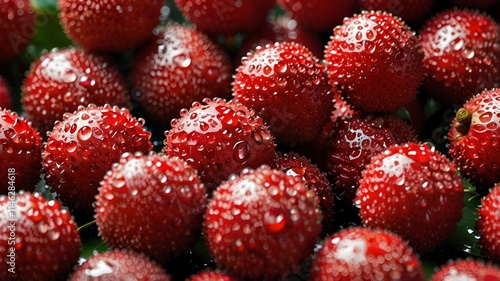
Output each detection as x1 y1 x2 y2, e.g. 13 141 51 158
22 48 130 135
96 152 207 263
5 0 500 279
0 192 81 281
42 104 152 218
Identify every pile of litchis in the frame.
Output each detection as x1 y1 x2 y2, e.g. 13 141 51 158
2 0 500 280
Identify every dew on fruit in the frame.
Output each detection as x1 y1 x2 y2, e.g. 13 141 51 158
263 208 287 233
379 153 414 177
79 76 96 88
233 140 250 164
48 230 61 240
66 141 77 153
112 177 125 188
84 260 114 277
173 53 192 68
235 239 245 252
37 221 49 234
77 126 92 141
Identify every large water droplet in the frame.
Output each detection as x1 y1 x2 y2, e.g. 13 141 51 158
264 208 287 233
233 141 250 164
77 126 92 141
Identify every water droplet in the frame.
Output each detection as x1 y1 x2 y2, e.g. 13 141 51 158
48 230 60 240
84 260 114 277
173 53 191 68
235 239 245 252
37 222 49 234
66 141 77 153
77 126 92 141
264 208 287 233
233 141 250 164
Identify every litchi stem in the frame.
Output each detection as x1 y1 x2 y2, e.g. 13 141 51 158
456 108 472 124
77 220 96 232
455 108 471 136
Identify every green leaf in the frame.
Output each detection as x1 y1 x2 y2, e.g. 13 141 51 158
444 179 483 257
31 0 59 14
422 258 439 281
80 237 109 260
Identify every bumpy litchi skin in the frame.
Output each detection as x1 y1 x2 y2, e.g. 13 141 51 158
356 142 465 253
277 0 360 33
22 48 130 136
0 0 35 64
173 0 275 35
325 114 418 201
477 184 500 261
233 41 334 147
164 98 276 193
96 152 207 263
236 16 325 64
419 9 500 105
130 23 232 128
274 152 335 234
431 259 500 281
186 270 239 281
59 0 163 52
325 10 424 113
0 77 12 110
360 0 435 23
309 227 425 281
0 109 42 193
42 104 152 218
450 0 499 9
448 88 500 193
0 192 81 281
70 250 171 281
204 166 323 280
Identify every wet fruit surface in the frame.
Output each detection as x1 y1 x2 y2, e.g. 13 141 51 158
309 227 425 281
325 10 424 113
22 48 131 136
164 98 276 192
4 1 500 280
130 23 232 128
0 109 42 193
356 142 465 253
96 152 207 263
42 104 152 220
69 250 171 280
0 192 81 281
204 166 322 280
